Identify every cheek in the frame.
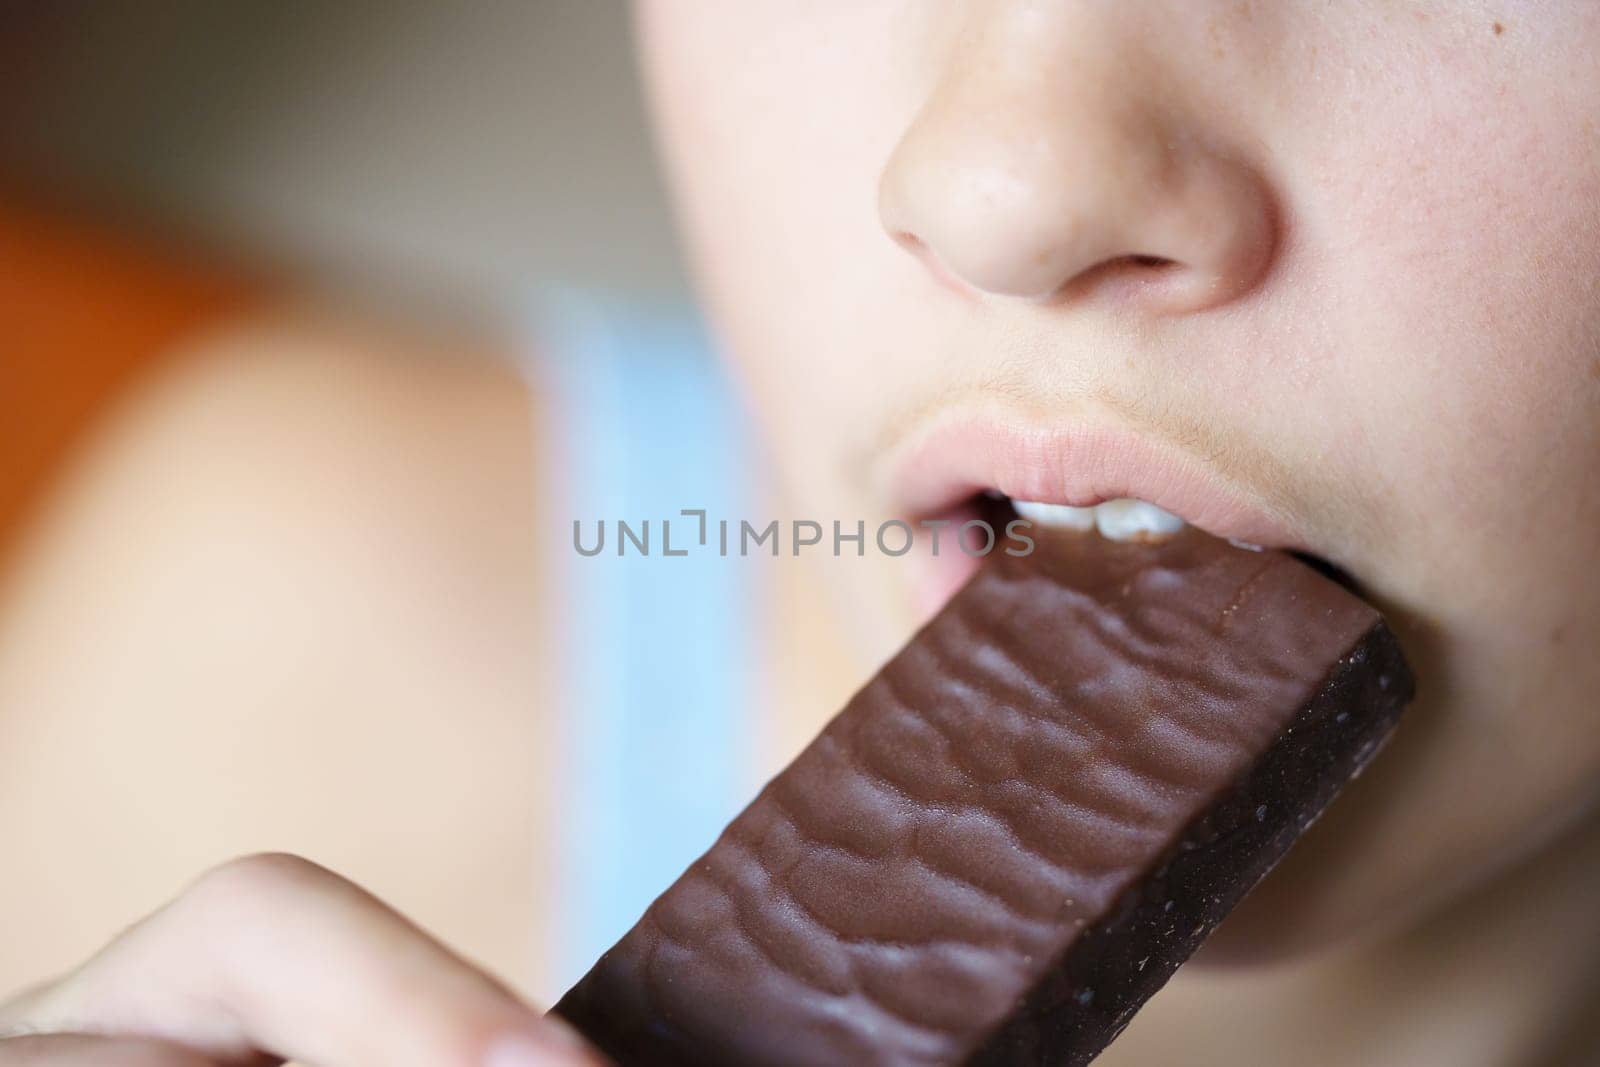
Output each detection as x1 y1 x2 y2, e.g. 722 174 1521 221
1281 26 1600 551
1272 30 1600 920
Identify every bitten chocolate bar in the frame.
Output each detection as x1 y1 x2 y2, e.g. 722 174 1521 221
555 528 1413 1065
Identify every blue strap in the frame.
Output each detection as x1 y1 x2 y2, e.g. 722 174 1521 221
530 292 756 988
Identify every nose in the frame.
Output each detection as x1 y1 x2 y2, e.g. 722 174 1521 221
878 13 1275 312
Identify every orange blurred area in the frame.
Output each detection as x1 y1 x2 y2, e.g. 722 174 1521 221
0 201 260 567
0 0 696 1020
0 192 557 1002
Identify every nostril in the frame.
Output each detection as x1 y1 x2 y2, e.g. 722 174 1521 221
1124 254 1177 270
1045 253 1187 305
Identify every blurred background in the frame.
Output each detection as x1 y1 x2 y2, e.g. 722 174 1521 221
0 0 689 307
0 1 823 1009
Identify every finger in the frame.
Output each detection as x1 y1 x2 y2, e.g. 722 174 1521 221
0 1033 223 1067
2 853 605 1067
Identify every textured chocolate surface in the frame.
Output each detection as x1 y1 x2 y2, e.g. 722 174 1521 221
555 529 1413 1065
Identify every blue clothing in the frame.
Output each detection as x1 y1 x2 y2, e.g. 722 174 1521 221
530 292 758 987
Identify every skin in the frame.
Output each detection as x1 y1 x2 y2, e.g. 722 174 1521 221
634 0 1600 1058
636 0 1600 955
3 2 1597 1064
0 854 601 1067
0 322 594 1066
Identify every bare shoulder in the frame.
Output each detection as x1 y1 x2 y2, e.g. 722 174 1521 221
0 309 557 997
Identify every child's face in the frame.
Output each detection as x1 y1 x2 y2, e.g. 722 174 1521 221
636 3 1600 958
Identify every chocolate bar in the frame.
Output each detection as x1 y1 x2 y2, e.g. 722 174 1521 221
555 528 1413 1065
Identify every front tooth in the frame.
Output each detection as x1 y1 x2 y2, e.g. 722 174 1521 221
1012 499 1097 531
1094 498 1186 542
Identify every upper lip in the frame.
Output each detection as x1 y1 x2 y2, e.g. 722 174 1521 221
878 404 1307 550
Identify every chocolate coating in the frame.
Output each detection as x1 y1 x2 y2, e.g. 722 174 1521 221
555 529 1413 1065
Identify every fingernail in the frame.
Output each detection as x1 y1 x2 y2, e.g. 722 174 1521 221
484 1034 555 1067
484 1022 604 1067
537 1016 601 1056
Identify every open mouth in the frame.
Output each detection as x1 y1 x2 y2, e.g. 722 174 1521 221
875 408 1372 616
1013 492 1350 578
917 488 1363 616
